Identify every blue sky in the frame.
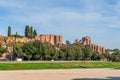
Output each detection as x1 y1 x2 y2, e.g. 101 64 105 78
0 0 120 49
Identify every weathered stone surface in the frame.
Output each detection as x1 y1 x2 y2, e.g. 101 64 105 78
1 35 105 56
7 37 15 43
0 36 5 44
4 35 105 53
80 36 105 53
35 34 63 48
80 36 91 46
6 34 62 48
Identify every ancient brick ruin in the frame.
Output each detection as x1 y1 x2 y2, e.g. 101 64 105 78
1 35 105 53
79 36 105 53
0 34 63 59
6 34 63 48
0 35 105 58
35 34 63 47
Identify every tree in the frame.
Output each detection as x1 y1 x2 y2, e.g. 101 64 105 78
66 40 71 45
73 44 83 60
11 32 24 38
74 39 79 43
8 26 11 36
0 44 7 57
25 25 29 37
14 47 24 58
20 41 57 61
91 52 99 60
59 43 83 61
82 47 93 60
25 25 31 38
58 50 65 60
13 42 25 59
25 25 37 38
33 29 38 38
30 26 34 38
110 49 120 62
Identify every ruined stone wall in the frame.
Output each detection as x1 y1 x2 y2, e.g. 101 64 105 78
0 36 5 44
6 34 62 48
91 44 105 53
54 35 63 47
80 36 105 53
80 36 91 47
50 34 54 45
35 34 62 47
7 37 33 43
7 37 15 43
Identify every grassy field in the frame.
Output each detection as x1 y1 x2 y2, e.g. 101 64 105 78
0 61 120 70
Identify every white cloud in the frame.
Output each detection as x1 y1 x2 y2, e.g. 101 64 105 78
0 0 120 49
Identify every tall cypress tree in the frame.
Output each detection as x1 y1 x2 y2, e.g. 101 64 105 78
30 26 33 38
25 25 31 38
8 26 11 36
33 29 38 38
25 25 29 37
25 25 36 38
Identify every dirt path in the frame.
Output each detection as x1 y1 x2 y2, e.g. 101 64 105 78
0 69 120 80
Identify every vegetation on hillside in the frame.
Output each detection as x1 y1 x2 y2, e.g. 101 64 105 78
10 32 25 38
0 26 119 62
0 44 7 56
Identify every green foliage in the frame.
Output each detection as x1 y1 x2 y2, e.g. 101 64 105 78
13 41 57 60
10 34 24 38
4 37 7 42
66 40 71 45
0 44 7 56
82 47 93 60
91 52 99 60
13 42 24 59
12 40 120 62
104 49 120 62
111 49 120 62
33 29 38 38
25 25 31 38
25 25 38 38
8 26 11 36
59 43 83 60
30 26 34 38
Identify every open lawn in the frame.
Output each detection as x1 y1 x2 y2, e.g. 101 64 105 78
0 61 120 70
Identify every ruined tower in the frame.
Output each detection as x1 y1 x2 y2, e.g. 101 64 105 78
80 36 105 53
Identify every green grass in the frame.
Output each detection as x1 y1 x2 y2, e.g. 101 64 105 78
0 61 120 70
